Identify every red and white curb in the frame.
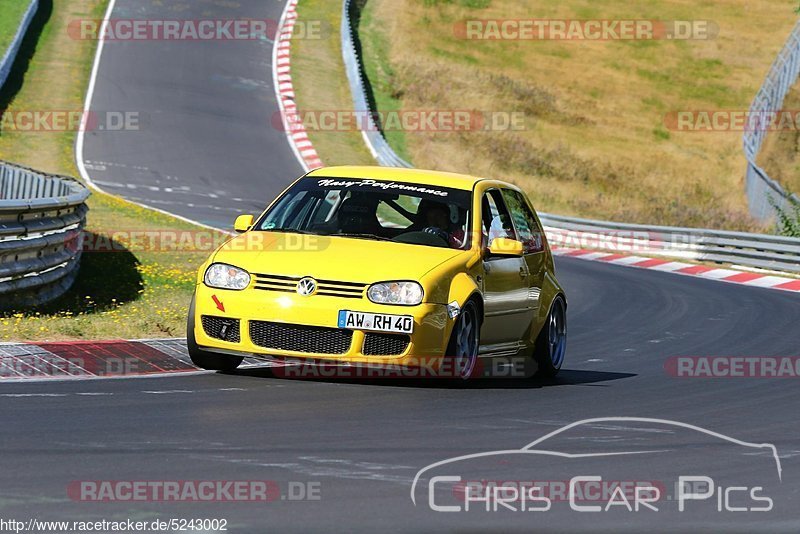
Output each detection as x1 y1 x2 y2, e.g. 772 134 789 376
552 247 800 294
273 0 323 172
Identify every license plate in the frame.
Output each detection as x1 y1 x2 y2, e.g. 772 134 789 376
338 311 414 334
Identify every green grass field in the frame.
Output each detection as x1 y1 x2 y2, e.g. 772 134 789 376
0 0 30 53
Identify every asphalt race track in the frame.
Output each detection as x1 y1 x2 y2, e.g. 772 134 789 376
10 0 800 531
2 257 800 531
80 0 302 229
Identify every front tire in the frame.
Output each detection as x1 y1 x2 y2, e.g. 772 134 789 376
445 300 480 380
187 295 243 372
533 296 567 377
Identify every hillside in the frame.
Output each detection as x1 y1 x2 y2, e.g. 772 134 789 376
351 0 798 230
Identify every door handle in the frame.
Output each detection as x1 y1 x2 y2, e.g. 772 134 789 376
519 267 528 278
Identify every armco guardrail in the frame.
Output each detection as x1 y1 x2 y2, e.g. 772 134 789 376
0 161 89 309
0 0 38 89
540 213 800 274
341 0 412 168
340 0 800 274
743 20 800 222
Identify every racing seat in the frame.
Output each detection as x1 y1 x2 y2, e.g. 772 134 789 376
410 199 450 231
337 197 382 235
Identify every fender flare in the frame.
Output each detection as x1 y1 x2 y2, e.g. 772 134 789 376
447 272 483 323
531 272 567 344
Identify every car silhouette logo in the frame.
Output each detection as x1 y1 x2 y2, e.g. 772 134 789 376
297 277 318 296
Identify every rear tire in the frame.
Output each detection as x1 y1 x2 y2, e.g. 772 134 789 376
533 296 567 378
187 295 243 372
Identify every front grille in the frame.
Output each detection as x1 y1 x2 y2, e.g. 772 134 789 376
252 274 366 299
201 315 241 343
363 333 411 356
249 321 353 354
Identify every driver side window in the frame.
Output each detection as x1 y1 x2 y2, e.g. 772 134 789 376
481 189 516 247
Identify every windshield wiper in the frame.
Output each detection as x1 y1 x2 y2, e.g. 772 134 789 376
334 233 394 242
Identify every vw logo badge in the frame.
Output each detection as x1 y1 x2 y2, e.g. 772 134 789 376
297 277 318 297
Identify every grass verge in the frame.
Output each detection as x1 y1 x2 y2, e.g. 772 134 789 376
291 0 375 166
0 0 222 341
0 0 31 52
356 1 411 162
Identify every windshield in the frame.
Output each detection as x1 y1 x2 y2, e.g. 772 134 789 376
256 177 473 250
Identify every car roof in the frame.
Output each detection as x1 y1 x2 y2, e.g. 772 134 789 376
307 166 485 191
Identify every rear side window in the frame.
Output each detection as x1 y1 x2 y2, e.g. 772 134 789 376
501 189 544 253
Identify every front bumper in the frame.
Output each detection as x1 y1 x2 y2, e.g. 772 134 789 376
192 284 452 367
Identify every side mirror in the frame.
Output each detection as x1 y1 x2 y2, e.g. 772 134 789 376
234 214 255 233
488 237 524 257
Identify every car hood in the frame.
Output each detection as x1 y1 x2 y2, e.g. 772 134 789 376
212 232 468 283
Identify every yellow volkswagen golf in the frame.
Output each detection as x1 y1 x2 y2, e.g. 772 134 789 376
188 166 566 380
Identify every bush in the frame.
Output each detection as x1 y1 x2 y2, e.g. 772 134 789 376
768 192 800 237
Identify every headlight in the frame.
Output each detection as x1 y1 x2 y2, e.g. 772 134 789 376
204 263 251 291
367 281 423 306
